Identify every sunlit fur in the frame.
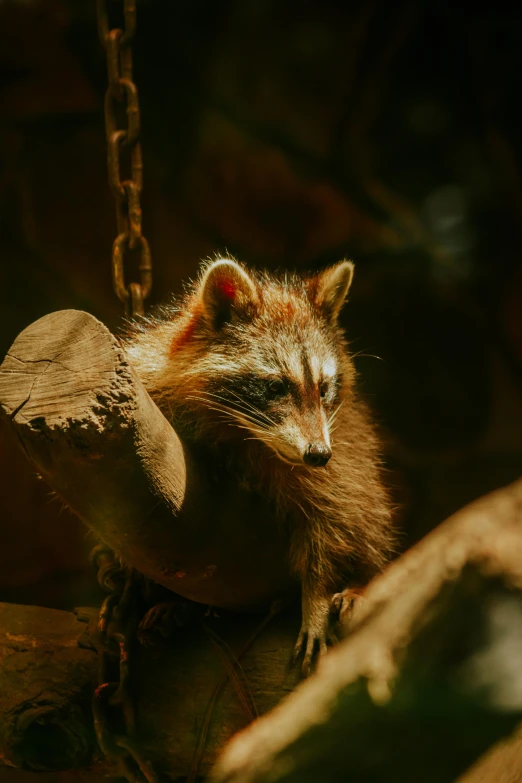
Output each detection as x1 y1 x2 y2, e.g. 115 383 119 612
124 257 394 671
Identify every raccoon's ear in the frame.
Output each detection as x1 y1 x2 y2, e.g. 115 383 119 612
310 260 354 322
197 259 259 329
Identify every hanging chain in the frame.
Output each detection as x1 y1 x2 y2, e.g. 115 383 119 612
90 545 159 783
97 0 152 317
95 6 154 770
90 544 280 782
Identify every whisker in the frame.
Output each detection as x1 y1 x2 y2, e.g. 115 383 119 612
187 390 275 428
222 388 278 427
233 423 276 439
186 395 273 432
328 401 344 428
193 408 270 435
213 415 270 440
243 429 278 441
244 435 278 445
190 389 264 417
186 396 274 437
350 350 383 362
194 388 277 427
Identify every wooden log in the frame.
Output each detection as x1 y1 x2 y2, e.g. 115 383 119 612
0 603 98 774
0 310 294 612
0 601 300 777
7 311 522 782
211 477 522 783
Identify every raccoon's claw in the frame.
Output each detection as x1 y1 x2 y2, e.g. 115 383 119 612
292 628 307 666
294 590 352 675
293 623 336 676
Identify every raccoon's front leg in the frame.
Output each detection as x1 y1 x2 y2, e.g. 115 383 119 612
293 583 338 676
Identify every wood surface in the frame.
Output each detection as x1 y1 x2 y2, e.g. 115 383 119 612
0 601 301 778
0 309 295 612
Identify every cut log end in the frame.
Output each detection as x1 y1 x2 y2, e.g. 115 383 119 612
0 310 295 610
0 309 134 432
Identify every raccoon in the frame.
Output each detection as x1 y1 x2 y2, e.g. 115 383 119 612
125 257 394 673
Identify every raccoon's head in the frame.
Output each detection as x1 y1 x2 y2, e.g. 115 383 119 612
180 258 355 468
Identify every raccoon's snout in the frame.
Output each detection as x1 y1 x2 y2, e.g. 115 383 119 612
303 442 332 467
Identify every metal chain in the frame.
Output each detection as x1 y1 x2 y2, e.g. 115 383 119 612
90 545 159 783
97 0 152 317
90 544 280 782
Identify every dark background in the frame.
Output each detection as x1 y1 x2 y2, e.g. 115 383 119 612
1 0 522 627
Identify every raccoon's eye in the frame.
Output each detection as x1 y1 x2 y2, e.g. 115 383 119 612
267 378 287 397
319 381 329 398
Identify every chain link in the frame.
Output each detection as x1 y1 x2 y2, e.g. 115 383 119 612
90 543 280 782
97 0 152 317
90 545 159 783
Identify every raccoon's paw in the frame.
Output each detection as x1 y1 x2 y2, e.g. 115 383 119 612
137 598 194 646
330 587 365 631
293 604 337 677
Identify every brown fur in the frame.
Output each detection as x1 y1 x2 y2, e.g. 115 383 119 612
124 257 394 672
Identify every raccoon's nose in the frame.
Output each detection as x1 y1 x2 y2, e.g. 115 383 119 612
303 442 332 467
